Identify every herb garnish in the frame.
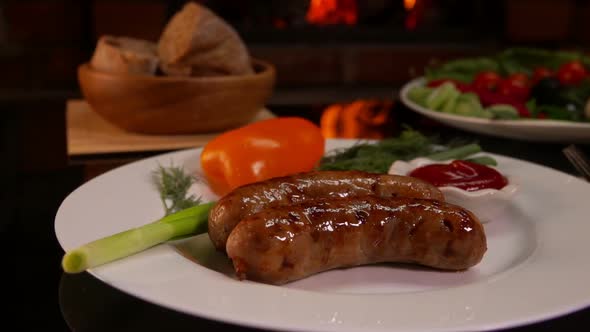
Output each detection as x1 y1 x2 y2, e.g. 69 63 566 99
318 128 484 173
151 163 202 215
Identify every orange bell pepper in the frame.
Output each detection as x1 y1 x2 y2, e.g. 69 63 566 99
200 117 325 196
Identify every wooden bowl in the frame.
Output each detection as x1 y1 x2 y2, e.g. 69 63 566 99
77 59 276 135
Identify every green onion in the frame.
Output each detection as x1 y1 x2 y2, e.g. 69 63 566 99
464 156 498 166
425 143 482 161
61 202 216 274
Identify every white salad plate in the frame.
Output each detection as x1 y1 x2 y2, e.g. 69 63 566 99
400 77 590 143
55 139 590 332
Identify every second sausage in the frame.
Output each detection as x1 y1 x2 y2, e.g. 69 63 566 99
226 196 487 285
208 170 445 251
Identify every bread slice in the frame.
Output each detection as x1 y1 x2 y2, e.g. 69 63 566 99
90 35 159 75
157 2 253 76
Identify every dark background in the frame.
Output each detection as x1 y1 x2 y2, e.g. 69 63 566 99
1 0 589 101
1 0 590 331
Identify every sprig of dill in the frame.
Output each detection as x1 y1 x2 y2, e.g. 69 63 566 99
317 128 479 173
151 163 202 216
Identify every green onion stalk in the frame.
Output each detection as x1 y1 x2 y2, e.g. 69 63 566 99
426 144 498 166
425 143 482 161
61 202 216 274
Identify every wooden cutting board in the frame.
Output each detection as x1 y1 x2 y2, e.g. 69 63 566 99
66 99 276 156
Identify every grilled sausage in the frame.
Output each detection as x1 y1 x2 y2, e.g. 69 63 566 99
226 196 486 285
208 170 445 251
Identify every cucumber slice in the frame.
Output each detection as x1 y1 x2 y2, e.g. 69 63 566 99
458 92 483 108
487 104 520 119
450 92 492 119
407 86 433 106
425 82 458 110
441 89 461 113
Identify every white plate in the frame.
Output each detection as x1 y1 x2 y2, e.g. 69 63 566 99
399 77 590 143
55 139 590 332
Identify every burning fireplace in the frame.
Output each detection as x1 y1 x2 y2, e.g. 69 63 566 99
320 99 394 139
200 0 504 33
200 0 502 41
306 0 358 26
191 0 503 108
0 0 583 105
190 0 504 137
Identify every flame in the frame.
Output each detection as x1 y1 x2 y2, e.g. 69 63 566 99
404 0 416 11
320 100 393 139
306 0 357 25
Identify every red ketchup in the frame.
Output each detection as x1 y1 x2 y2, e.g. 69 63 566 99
408 160 508 192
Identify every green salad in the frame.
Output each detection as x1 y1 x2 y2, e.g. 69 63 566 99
409 47 590 122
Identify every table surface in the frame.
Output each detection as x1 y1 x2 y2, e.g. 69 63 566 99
66 99 276 156
5 100 590 332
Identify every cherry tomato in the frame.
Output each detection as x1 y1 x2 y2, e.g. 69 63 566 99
472 71 502 91
200 117 325 196
507 73 529 85
531 67 554 85
515 103 531 118
557 60 588 85
497 73 531 101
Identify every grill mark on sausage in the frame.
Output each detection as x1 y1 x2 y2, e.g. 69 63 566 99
442 219 454 232
288 212 300 222
409 217 425 237
281 257 294 269
370 180 378 194
306 206 324 220
354 209 369 225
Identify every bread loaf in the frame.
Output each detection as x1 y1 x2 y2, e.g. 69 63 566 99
90 35 159 75
157 2 253 77
158 62 192 77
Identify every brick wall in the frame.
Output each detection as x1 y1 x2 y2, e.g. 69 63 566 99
2 0 83 90
249 45 497 88
0 0 588 94
92 1 169 42
0 0 172 92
